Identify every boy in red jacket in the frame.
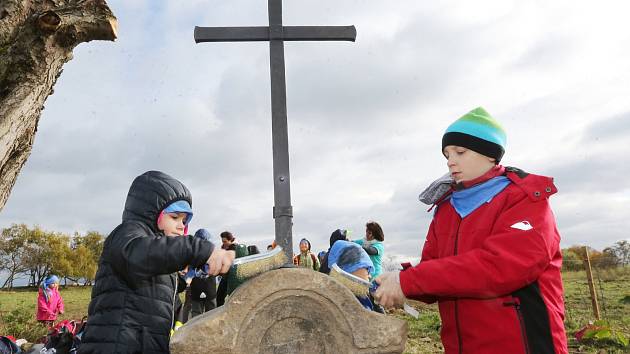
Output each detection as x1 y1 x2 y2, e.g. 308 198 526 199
375 107 568 354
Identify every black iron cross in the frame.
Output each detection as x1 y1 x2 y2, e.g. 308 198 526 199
194 0 356 262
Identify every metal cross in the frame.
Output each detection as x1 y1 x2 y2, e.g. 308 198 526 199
194 0 356 262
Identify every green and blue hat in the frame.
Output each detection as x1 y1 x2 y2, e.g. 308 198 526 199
442 107 507 162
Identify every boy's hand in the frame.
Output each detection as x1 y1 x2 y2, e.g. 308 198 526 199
373 271 406 309
207 249 236 275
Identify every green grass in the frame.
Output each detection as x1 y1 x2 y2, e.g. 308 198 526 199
562 268 630 353
1 269 629 353
390 302 443 353
0 285 93 321
0 286 92 342
392 268 630 354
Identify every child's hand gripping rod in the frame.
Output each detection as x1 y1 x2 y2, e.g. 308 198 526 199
386 261 420 318
330 264 419 318
369 281 419 319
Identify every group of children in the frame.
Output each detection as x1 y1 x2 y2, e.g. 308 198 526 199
291 223 385 277
175 229 251 328
294 221 385 278
287 223 386 312
28 106 567 354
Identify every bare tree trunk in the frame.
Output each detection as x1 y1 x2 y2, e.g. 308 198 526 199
0 254 20 289
1 272 13 288
0 0 117 211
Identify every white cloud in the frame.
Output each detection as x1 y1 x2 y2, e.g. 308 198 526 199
2 0 630 258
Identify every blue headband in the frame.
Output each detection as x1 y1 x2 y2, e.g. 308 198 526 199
163 200 193 225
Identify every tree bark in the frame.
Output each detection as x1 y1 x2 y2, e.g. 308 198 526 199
0 0 117 211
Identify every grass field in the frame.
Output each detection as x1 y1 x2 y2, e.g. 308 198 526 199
1 269 628 353
394 267 630 353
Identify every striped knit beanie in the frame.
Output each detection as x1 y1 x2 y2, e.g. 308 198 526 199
442 107 507 162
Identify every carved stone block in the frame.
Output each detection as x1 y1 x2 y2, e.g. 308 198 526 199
171 268 407 353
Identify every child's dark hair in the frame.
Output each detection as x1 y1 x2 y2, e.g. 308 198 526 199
220 231 234 241
337 246 364 270
366 221 384 241
247 245 260 255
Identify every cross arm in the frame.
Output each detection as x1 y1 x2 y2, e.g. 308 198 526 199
282 26 356 41
194 26 269 42
194 25 356 43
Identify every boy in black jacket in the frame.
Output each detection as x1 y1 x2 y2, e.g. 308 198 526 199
79 171 235 354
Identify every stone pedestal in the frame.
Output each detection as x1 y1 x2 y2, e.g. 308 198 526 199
171 268 407 354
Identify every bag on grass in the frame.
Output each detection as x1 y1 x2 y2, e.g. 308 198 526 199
43 318 85 354
0 335 21 354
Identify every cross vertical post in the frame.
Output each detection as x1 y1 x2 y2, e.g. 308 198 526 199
194 0 356 262
268 0 293 263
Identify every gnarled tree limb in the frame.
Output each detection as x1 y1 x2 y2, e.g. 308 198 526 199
0 0 117 211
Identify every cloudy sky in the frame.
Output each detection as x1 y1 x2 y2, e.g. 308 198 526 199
1 0 629 260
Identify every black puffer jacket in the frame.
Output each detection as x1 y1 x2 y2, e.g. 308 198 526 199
79 171 214 354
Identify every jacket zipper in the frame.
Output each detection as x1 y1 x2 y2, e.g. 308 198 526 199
453 218 463 354
170 273 177 332
504 298 531 354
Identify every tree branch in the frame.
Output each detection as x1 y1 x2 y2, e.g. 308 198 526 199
0 0 117 210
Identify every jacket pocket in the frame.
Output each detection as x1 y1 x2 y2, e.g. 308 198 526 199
503 297 530 354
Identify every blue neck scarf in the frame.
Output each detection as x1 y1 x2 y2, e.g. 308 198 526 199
450 176 511 218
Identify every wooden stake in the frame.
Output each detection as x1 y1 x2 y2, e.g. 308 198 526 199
583 246 601 320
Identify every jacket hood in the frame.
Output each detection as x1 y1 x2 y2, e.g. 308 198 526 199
329 229 348 248
122 171 192 232
504 166 558 202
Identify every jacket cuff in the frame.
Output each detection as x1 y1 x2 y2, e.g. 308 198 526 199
191 239 215 268
399 268 422 298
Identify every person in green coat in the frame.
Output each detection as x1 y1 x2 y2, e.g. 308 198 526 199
216 231 247 306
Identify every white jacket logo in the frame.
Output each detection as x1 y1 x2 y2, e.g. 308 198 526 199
511 221 533 231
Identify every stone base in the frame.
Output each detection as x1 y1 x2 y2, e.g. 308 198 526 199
171 268 407 354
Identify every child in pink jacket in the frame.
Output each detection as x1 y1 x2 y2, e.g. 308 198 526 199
37 275 64 326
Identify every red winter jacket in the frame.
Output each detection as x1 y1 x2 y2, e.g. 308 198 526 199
400 166 567 354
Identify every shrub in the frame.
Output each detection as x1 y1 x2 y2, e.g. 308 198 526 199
575 320 629 349
0 301 48 342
